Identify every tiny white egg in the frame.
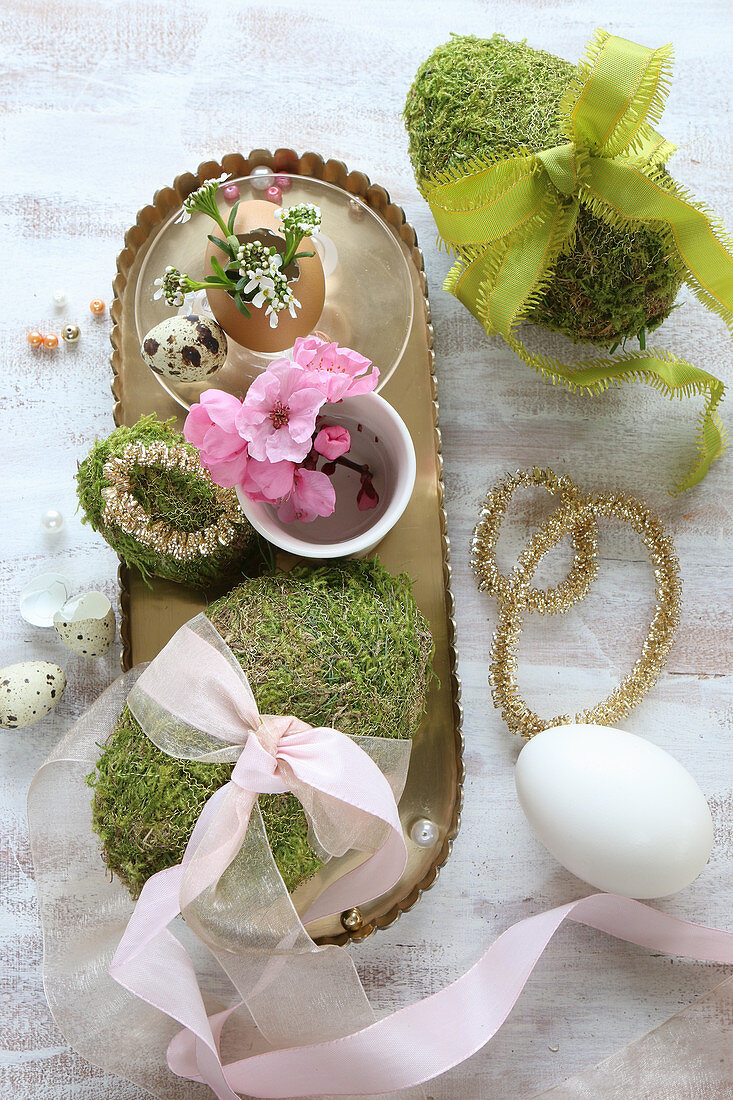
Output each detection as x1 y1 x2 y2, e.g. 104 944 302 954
141 315 228 382
515 724 714 898
53 591 115 657
0 662 66 729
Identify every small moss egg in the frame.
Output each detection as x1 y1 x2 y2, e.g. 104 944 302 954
141 314 227 382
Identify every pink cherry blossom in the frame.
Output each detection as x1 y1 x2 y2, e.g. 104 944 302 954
292 336 379 402
236 361 326 463
276 467 336 523
183 390 249 487
313 424 351 460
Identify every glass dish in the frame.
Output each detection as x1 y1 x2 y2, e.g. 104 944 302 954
134 174 414 410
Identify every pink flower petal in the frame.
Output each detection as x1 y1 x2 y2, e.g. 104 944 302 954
241 457 296 502
184 392 250 489
198 389 245 433
202 450 250 488
240 420 274 462
277 467 336 523
285 386 328 441
291 336 326 369
339 366 380 397
183 403 213 448
264 428 313 464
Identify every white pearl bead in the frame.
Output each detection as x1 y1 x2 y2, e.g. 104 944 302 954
410 818 439 847
52 290 67 308
249 165 275 191
41 509 64 533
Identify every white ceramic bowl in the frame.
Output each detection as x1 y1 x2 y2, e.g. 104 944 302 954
236 392 416 559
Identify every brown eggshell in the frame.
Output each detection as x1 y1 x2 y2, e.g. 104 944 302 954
204 199 325 353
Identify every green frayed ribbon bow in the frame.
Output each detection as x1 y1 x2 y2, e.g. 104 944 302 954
424 29 732 493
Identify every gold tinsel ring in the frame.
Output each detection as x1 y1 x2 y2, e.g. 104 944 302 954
471 467 599 614
100 441 245 563
472 471 682 740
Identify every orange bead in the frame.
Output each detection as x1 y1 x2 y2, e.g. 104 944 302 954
27 330 43 347
43 333 59 349
89 298 106 314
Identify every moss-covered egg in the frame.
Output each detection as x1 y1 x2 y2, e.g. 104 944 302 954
0 662 66 729
53 592 115 657
141 314 227 382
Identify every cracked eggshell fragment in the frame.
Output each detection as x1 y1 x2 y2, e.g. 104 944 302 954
53 592 116 657
19 573 72 627
0 662 66 729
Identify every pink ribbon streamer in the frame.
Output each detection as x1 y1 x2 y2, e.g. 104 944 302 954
168 893 733 1098
108 615 410 1100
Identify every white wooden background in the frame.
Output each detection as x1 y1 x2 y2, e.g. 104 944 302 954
1 1 732 1097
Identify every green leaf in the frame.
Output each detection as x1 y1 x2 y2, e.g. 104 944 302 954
210 256 230 283
234 294 251 318
207 233 232 254
227 234 240 252
227 200 241 234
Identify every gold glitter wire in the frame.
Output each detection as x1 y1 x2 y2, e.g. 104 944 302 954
471 469 683 741
100 441 246 562
471 467 599 613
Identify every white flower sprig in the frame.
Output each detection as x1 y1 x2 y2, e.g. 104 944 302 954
236 240 300 328
274 202 322 267
153 267 188 307
174 174 230 225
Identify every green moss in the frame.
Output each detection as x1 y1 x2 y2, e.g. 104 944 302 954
76 414 257 588
87 559 434 899
404 34 685 345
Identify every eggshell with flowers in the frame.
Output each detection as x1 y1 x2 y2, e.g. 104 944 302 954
204 199 325 353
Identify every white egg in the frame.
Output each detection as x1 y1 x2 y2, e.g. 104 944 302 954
515 724 714 898
0 662 66 730
53 591 115 657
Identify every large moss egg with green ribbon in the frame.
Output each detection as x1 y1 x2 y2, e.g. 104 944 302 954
404 33 685 346
87 559 434 899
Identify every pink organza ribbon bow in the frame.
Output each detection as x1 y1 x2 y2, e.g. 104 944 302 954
108 614 411 1100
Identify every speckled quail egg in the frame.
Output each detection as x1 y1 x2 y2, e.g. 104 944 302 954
141 314 228 382
0 662 66 729
53 592 116 657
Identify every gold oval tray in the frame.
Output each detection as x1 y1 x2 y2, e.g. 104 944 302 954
110 148 463 946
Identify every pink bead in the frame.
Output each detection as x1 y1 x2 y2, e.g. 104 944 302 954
274 174 292 192
222 183 240 204
265 186 282 205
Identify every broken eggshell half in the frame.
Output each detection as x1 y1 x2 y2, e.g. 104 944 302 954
53 591 116 657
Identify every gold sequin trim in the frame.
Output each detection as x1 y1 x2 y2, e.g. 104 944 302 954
471 467 682 740
101 441 245 562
